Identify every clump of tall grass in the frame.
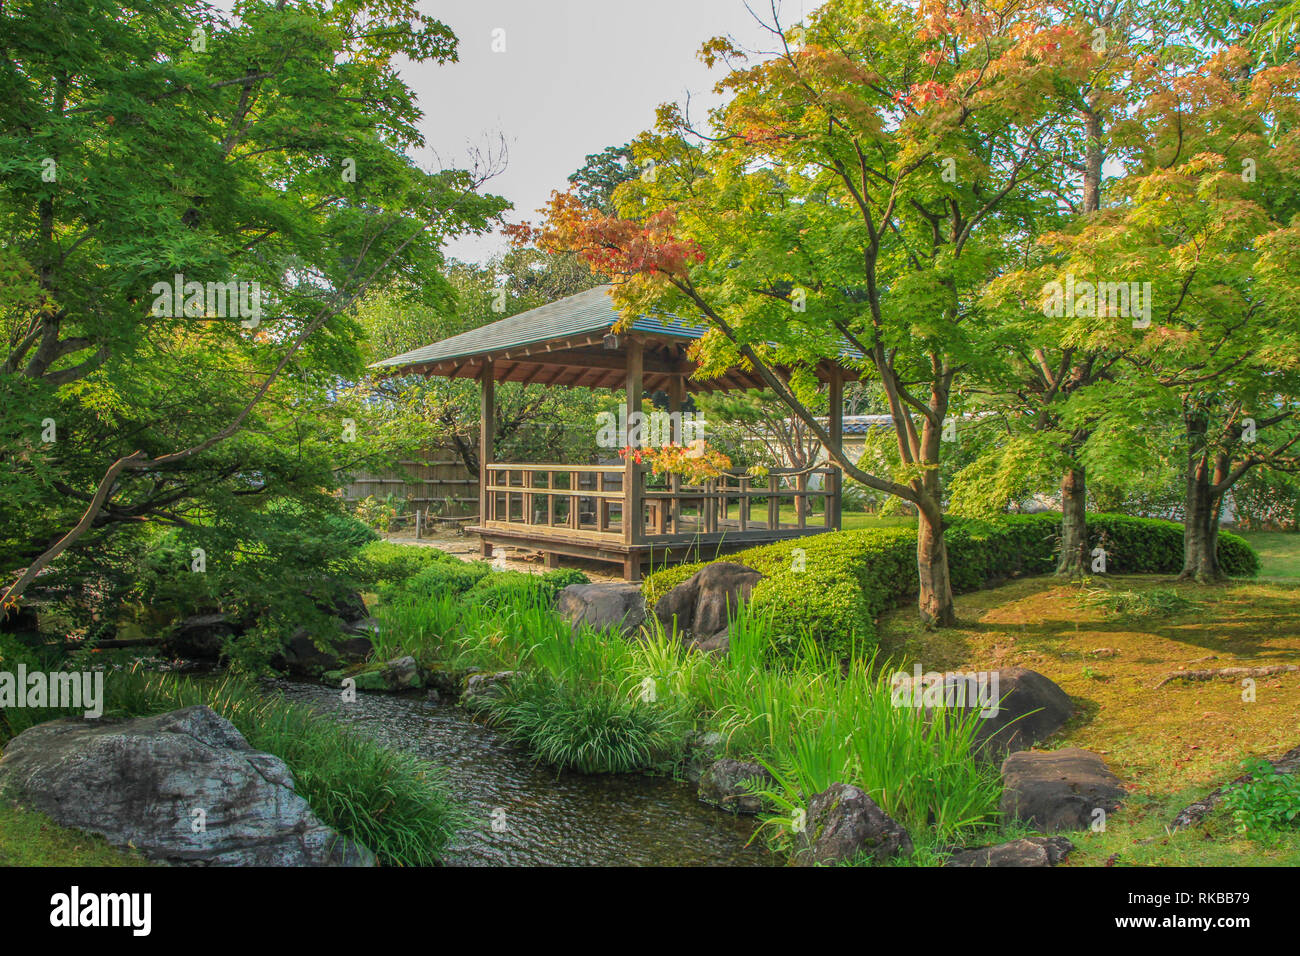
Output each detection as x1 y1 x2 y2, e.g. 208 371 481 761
482 671 687 774
105 667 463 866
371 592 502 670
457 593 690 774
371 580 596 674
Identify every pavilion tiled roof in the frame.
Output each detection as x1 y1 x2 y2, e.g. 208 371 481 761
370 284 861 393
370 286 704 369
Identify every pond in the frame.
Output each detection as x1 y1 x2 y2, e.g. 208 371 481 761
278 682 776 867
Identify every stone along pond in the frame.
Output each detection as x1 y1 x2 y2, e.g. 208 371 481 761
278 682 774 866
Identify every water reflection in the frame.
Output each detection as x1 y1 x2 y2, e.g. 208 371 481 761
279 682 775 867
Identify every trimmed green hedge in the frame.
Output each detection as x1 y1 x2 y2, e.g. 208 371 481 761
642 513 1259 657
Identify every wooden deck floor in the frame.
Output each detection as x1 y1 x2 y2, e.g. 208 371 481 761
471 519 831 580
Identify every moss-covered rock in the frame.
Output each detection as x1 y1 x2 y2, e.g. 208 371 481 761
350 656 424 693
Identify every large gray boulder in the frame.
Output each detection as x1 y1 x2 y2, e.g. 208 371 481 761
890 666 1072 759
555 583 646 636
654 562 764 654
697 758 773 815
0 705 372 866
681 730 727 784
795 783 913 866
1000 748 1125 832
944 836 1074 867
377 655 422 691
974 668 1074 756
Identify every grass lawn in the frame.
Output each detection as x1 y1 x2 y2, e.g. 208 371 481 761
779 509 917 531
0 803 150 866
876 572 1300 866
1233 529 1300 581
838 512 918 531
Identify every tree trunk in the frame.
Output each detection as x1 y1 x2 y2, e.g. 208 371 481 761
1181 412 1223 583
1181 470 1223 582
1056 466 1088 576
1053 104 1102 580
1082 107 1102 214
1182 489 1222 582
917 507 956 627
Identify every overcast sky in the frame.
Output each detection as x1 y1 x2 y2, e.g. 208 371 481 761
406 1 807 263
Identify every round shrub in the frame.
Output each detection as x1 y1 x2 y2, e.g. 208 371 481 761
360 542 457 590
541 567 592 593
1085 514 1258 577
406 560 493 597
468 568 590 609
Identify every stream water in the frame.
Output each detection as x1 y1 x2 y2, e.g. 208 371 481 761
278 681 775 867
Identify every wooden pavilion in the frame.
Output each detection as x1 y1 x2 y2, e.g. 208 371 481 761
371 285 852 580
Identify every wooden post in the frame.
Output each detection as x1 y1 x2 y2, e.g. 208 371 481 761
739 476 750 531
569 470 580 531
797 472 807 529
828 363 844 531
597 471 609 532
624 337 644 578
668 374 684 535
479 359 495 557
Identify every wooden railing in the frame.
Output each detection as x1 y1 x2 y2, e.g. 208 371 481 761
484 464 626 539
483 463 839 545
642 466 838 539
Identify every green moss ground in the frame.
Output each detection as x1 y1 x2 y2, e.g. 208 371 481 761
0 803 150 866
877 573 1300 866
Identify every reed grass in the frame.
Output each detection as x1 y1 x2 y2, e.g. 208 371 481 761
377 578 1002 853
